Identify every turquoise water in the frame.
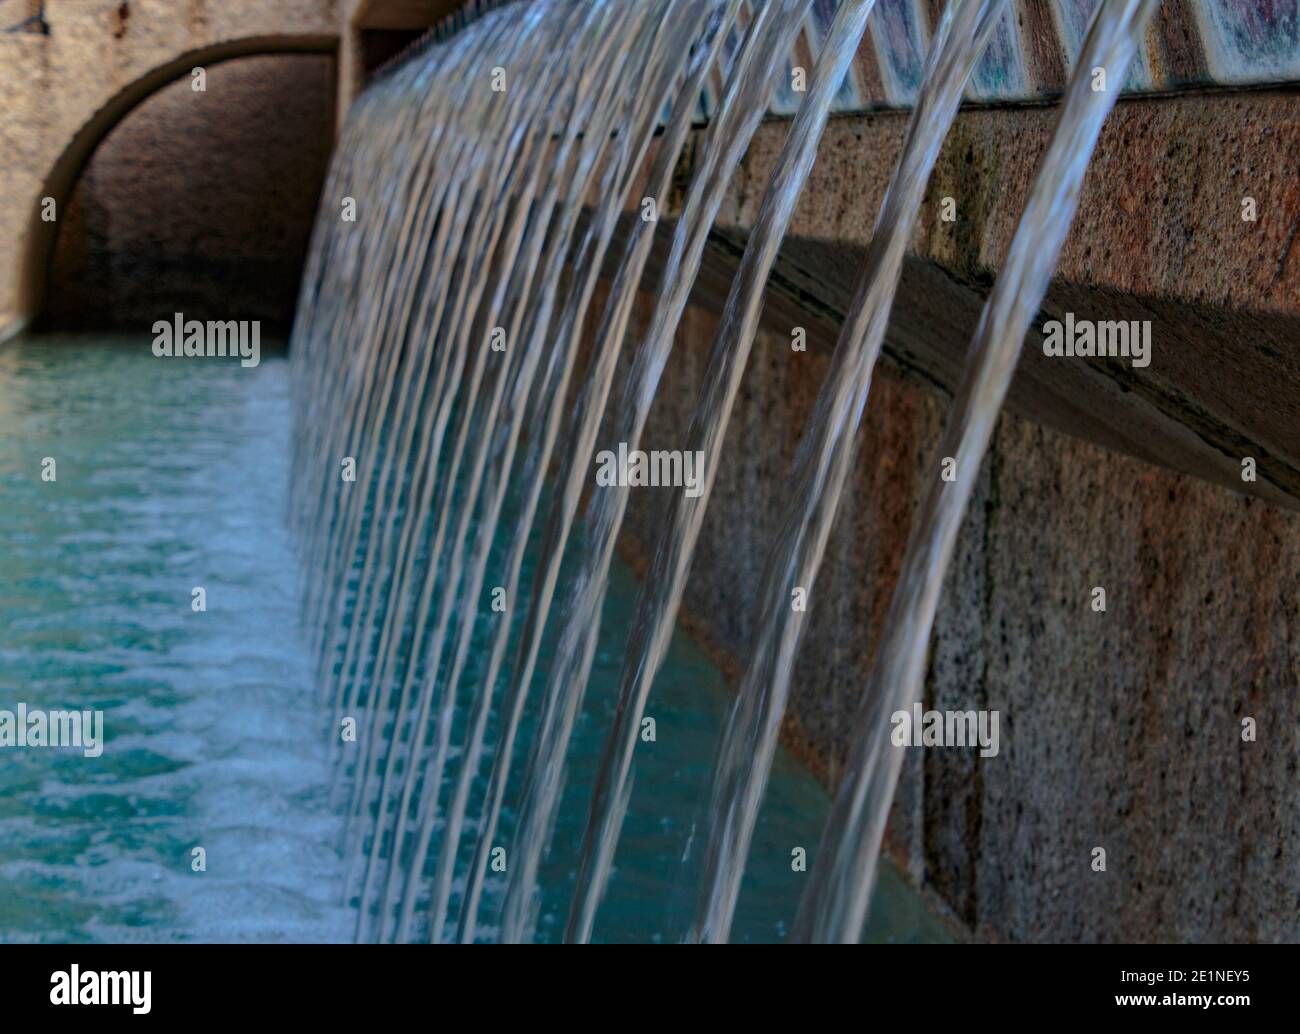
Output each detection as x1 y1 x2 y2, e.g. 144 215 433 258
0 335 951 944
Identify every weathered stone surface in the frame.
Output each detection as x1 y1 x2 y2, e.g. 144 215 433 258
614 297 1300 943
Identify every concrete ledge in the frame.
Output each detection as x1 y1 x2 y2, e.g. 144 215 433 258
649 87 1300 511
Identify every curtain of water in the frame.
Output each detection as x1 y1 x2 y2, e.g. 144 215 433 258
409 0 731 946
349 5 604 941
685 0 1012 945
296 11 520 727
495 0 818 945
564 0 882 946
330 33 530 829
379 0 699 943
329 7 551 886
289 0 1152 945
792 0 1160 944
294 1 579 941
296 68 447 697
302 43 482 663
327 9 550 800
453 0 750 945
347 2 651 941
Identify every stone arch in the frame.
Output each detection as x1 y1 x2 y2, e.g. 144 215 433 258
14 34 337 330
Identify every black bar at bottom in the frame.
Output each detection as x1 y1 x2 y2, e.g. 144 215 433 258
0 944 1287 1021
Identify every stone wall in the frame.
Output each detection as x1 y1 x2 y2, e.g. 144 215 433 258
43 54 336 334
613 294 1300 943
562 75 1300 945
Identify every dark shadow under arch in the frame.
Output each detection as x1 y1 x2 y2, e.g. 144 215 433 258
17 33 338 329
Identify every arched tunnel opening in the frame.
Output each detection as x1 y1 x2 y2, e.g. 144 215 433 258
38 53 337 338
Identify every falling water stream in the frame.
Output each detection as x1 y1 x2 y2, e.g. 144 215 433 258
410 0 729 946
288 0 1158 944
497 0 816 945
566 0 886 945
686 0 1012 945
449 1 751 944
362 1 666 944
793 0 1160 943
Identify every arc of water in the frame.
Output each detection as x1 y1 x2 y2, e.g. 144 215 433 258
792 0 1160 944
342 2 613 939
380 0 690 942
313 18 533 832
495 0 818 946
453 0 749 946
311 7 550 697
291 1 570 931
327 2 572 805
685 0 1012 945
318 69 520 724
354 0 648 940
564 0 884 947
352 0 666 942
292 77 421 620
323 18 579 827
407 0 720 947
296 27 503 680
297 51 473 648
